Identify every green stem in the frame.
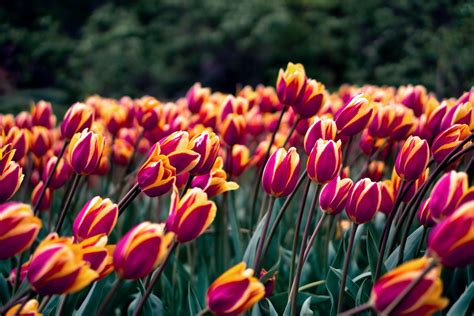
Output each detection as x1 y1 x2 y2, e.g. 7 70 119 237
298 280 325 292
282 116 301 147
302 213 328 263
338 302 373 316
253 197 276 274
96 277 123 315
337 223 359 314
54 173 82 233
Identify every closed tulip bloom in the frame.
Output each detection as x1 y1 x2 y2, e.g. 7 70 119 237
379 180 396 215
69 129 105 175
113 222 174 279
0 202 41 260
307 139 342 184
60 102 94 140
400 85 427 117
303 117 337 155
276 62 307 106
365 161 385 181
9 260 30 287
30 126 51 157
112 138 133 166
6 299 41 316
135 96 161 129
192 157 239 197
440 102 472 131
32 100 55 129
370 257 448 315
458 187 474 207
220 95 249 121
345 178 381 224
27 234 98 295
291 79 325 119
31 181 52 212
220 114 246 147
188 131 220 175
427 201 474 268
0 158 23 202
159 131 200 174
425 102 448 136
15 111 32 129
395 136 430 181
207 262 265 316
418 198 436 227
429 171 468 221
42 155 73 189
359 129 386 156
73 196 118 241
263 147 300 197
230 144 250 177
257 86 281 113
137 144 176 197
79 235 115 280
392 168 429 203
389 105 416 141
368 104 396 138
186 82 211 114
319 176 353 215
0 144 15 173
5 127 29 161
431 124 471 163
335 94 374 136
166 186 217 242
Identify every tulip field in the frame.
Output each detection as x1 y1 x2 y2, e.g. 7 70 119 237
1 62 474 315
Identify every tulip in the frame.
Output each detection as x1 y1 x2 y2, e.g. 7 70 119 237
188 131 220 175
334 94 374 136
186 83 211 114
250 139 278 167
400 85 426 117
389 105 416 141
291 79 325 119
319 176 353 215
440 102 472 131
69 129 105 175
395 136 430 181
220 95 249 121
113 222 174 279
102 103 129 135
276 62 307 106
303 117 337 155
191 157 239 197
365 161 385 181
345 178 381 224
79 235 115 280
135 96 161 129
42 155 73 189
417 198 436 227
159 131 200 174
0 202 41 260
31 181 52 212
32 100 55 129
368 104 396 138
0 144 15 173
431 124 471 163
307 139 342 184
15 112 32 129
379 180 396 215
427 201 474 268
5 127 29 161
27 234 98 295
9 261 30 287
112 138 133 166
206 262 265 316
429 171 468 221
30 126 51 157
230 144 250 177
137 144 176 197
220 114 246 147
359 129 386 156
425 102 448 137
166 186 217 242
0 158 23 202
262 147 300 197
5 299 41 316
60 102 94 140
259 269 276 298
73 196 118 241
370 257 448 315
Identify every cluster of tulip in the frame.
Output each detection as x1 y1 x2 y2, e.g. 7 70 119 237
0 62 473 316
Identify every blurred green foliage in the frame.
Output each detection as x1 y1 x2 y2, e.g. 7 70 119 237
1 0 474 113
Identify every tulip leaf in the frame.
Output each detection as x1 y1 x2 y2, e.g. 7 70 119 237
243 212 267 267
75 280 106 315
0 275 9 306
128 280 163 315
328 267 359 299
385 226 423 269
366 229 386 281
447 282 474 316
42 296 60 315
187 283 202 315
228 190 242 261
355 278 371 306
300 297 313 315
266 299 279 316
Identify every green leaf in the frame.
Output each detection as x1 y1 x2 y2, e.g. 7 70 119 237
329 267 360 299
128 280 163 315
300 297 313 315
355 278 371 306
228 190 242 261
75 280 106 315
385 226 423 269
266 299 279 316
243 212 267 267
366 229 386 281
447 282 474 316
187 284 202 315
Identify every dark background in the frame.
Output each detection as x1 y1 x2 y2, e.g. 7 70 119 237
1 0 474 114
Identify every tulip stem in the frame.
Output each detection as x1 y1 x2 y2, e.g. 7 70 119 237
380 260 437 316
12 290 34 316
34 140 69 215
180 174 194 197
303 213 328 262
249 105 287 230
118 183 142 216
289 178 312 287
260 172 307 260
133 241 178 316
337 302 373 316
253 196 276 274
12 252 24 294
289 185 321 316
54 173 82 233
97 277 123 316
283 116 301 147
337 223 359 314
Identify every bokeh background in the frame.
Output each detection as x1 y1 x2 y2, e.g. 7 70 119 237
1 0 474 114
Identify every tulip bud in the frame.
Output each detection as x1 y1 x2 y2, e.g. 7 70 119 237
276 62 307 106
112 138 133 166
167 186 216 242
303 117 337 155
395 136 430 181
27 234 98 295
250 139 278 167
9 260 30 287
389 105 416 141
6 299 41 316
79 235 114 280
220 114 246 147
291 79 325 118
73 196 118 241
188 131 220 175
69 129 105 175
31 181 52 211
15 111 32 129
32 100 56 128
5 127 29 161
335 94 374 136
230 144 250 177
425 102 447 136
258 86 282 113
370 257 447 315
319 176 353 215
263 147 300 197
368 104 396 138
345 178 381 224
42 155 73 189
113 222 174 279
220 95 249 121
365 161 385 181
60 102 94 140
30 126 51 157
186 83 211 114
0 202 41 260
427 201 474 268
440 102 472 131
259 269 276 298
359 129 386 157
307 139 342 184
431 124 471 163
0 159 23 202
159 131 200 174
379 180 396 215
137 144 176 197
417 198 435 227
191 157 239 197
429 171 468 221
207 262 265 316
135 96 161 129
400 85 427 117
